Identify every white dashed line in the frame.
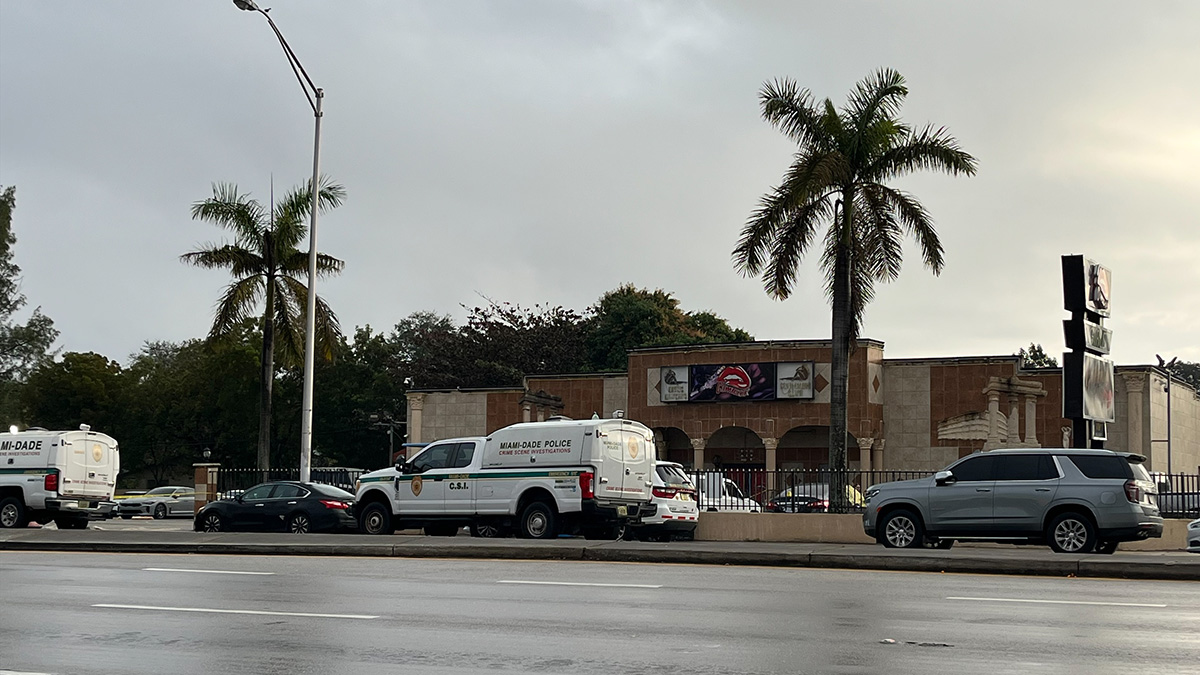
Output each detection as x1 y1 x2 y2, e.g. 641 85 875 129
947 596 1167 608
142 567 275 575
498 580 663 588
93 604 377 619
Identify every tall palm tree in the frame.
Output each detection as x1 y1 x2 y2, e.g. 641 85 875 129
183 179 346 471
733 69 976 508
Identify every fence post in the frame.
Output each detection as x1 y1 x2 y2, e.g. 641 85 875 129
193 462 220 514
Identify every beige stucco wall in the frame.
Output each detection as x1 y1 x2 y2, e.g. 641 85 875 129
881 363 956 470
410 391 489 443
1148 373 1200 475
603 377 629 418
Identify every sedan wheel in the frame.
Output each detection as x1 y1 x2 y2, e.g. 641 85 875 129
469 522 503 538
199 512 224 532
287 513 311 534
153 504 167 520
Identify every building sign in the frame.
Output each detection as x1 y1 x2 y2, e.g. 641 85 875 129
775 362 815 399
1086 260 1112 317
1063 352 1115 423
688 363 776 402
659 366 690 403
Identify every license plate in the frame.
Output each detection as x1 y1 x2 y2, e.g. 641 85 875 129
617 505 627 517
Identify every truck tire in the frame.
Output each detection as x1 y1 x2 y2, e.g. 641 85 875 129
359 502 392 535
879 508 924 548
0 497 28 529
518 501 557 539
1047 511 1096 553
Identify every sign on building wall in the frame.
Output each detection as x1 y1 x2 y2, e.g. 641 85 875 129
775 361 815 399
688 363 776 402
659 366 690 402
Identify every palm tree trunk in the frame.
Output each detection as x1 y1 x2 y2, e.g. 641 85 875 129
828 195 852 512
257 283 275 474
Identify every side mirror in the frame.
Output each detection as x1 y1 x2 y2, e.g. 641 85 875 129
400 462 416 474
934 470 956 486
235 493 245 503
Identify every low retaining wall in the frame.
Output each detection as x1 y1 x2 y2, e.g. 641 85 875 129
695 512 1191 551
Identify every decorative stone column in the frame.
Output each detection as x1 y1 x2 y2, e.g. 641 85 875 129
986 390 1002 448
690 437 706 471
763 437 779 495
1121 372 1146 456
858 438 875 472
522 403 532 423
407 394 426 445
872 439 885 473
1006 393 1021 446
1023 395 1040 448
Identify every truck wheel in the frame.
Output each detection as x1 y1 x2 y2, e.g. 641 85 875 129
518 501 557 539
359 502 392 535
153 504 167 520
1047 511 1096 553
0 497 28 529
879 509 924 548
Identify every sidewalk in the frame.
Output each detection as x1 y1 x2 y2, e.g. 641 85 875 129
1 528 1197 581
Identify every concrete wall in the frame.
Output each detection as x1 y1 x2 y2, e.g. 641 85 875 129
413 392 489 442
696 512 1191 551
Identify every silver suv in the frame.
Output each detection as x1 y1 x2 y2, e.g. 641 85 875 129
863 449 1163 554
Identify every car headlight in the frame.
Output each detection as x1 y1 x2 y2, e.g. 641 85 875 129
1189 520 1200 530
864 487 880 502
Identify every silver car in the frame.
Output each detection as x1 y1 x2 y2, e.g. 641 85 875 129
863 449 1163 554
115 486 195 519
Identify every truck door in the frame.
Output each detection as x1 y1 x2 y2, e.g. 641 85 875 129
596 425 650 503
443 442 476 515
79 433 117 501
396 443 454 514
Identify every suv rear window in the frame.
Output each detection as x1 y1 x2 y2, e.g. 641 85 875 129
1067 455 1132 479
656 465 693 487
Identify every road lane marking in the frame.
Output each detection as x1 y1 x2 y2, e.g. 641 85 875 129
93 604 378 619
498 580 663 588
142 567 275 575
947 596 1167 608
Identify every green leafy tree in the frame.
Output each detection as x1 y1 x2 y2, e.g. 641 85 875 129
1017 343 1058 368
20 352 125 433
587 285 752 371
0 185 59 424
1163 358 1199 392
182 179 346 471
733 69 976 506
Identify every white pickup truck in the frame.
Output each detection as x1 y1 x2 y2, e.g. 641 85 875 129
354 418 655 539
0 425 120 529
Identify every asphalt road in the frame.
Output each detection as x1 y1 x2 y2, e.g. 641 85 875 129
1 552 1197 675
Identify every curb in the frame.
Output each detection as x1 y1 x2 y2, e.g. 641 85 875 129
2 539 1196 581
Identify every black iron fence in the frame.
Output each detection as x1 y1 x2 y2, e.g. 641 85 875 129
688 469 935 514
1155 473 1200 519
214 467 365 499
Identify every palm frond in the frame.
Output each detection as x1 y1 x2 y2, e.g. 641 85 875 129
857 186 905 282
865 124 978 182
190 183 267 248
760 197 835 299
210 277 264 338
870 185 944 273
846 68 908 133
180 245 265 278
759 78 825 147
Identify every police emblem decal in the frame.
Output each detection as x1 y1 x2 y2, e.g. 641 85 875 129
411 475 423 496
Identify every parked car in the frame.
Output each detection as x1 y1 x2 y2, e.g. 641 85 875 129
863 449 1163 554
114 486 195 519
690 472 762 512
194 481 356 533
628 461 698 541
768 484 866 513
1188 518 1200 553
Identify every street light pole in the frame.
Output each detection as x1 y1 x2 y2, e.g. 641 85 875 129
234 0 323 482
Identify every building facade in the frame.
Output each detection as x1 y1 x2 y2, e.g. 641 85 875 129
406 340 1199 475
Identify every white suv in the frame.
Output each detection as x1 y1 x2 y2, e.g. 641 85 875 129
628 462 698 541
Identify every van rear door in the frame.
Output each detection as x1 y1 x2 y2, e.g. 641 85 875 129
595 422 651 503
62 432 118 500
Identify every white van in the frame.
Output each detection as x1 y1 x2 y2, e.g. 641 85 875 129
355 417 655 539
0 425 120 529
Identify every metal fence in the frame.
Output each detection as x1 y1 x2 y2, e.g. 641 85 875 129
688 469 935 514
1155 473 1200 519
214 467 365 499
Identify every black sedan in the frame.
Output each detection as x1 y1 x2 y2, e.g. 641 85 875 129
193 481 356 533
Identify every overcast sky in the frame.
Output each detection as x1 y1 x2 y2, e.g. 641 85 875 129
1 1 1197 369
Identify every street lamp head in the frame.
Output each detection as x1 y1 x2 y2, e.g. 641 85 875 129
233 0 261 11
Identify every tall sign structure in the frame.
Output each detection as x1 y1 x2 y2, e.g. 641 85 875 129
1062 255 1115 448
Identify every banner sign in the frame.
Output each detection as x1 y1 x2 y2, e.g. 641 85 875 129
688 363 776 402
659 366 690 403
775 362 815 399
1064 352 1115 422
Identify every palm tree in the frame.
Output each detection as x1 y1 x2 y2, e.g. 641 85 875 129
183 179 346 471
733 69 976 508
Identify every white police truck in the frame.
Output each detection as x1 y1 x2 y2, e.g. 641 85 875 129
354 418 655 539
0 425 120 529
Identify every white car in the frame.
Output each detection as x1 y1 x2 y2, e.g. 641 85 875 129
629 461 698 541
1188 518 1200 553
690 472 762 513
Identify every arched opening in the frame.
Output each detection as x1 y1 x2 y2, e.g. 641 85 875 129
654 426 692 466
778 426 860 470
